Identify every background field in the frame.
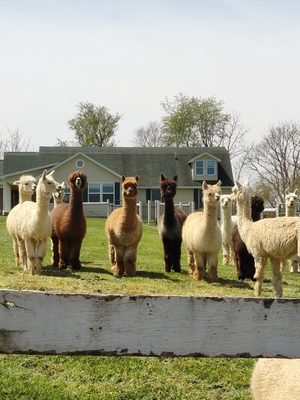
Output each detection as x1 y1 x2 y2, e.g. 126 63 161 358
1 216 299 399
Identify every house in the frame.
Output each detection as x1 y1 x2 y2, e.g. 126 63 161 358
1 146 234 216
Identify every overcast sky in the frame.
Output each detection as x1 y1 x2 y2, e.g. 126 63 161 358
1 0 300 150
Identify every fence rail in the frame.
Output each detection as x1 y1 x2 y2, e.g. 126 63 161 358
0 289 299 357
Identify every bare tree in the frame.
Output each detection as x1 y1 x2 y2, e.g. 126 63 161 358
246 121 300 203
0 129 31 158
132 121 164 147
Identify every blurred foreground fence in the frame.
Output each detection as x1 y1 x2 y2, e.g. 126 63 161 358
0 289 299 357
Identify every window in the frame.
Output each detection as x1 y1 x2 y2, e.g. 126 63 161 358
102 183 114 203
88 183 114 203
195 159 216 176
75 159 85 168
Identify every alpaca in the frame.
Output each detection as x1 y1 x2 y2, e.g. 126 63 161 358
6 170 62 274
51 171 87 271
232 195 264 280
157 175 187 272
182 180 222 282
251 358 300 400
105 176 143 277
52 182 65 207
232 181 300 297
219 194 237 265
285 189 300 273
6 174 37 268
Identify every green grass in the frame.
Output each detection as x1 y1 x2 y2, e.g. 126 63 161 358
1 216 299 399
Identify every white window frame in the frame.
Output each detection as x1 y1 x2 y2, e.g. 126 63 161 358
195 159 216 177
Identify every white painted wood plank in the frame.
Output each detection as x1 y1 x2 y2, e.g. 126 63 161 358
0 290 299 357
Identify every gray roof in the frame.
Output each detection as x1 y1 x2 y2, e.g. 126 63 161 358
2 146 234 187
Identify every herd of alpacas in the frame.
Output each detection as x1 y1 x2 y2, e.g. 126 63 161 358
5 170 300 399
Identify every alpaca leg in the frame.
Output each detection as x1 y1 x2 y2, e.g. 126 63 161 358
222 244 229 265
162 237 173 272
207 253 218 282
36 240 47 275
253 257 267 297
51 234 59 268
69 242 82 271
11 235 20 267
187 250 195 275
233 249 242 279
112 247 125 277
289 256 299 273
24 239 36 275
193 252 205 281
270 257 283 298
18 238 28 271
124 246 137 277
172 238 182 273
108 241 116 266
58 240 69 270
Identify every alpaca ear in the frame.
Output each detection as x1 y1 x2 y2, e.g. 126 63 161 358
173 175 178 182
42 170 48 180
135 176 139 183
295 189 299 196
235 181 242 190
160 174 165 181
216 180 222 187
13 180 20 186
122 176 126 182
47 170 55 177
202 181 208 190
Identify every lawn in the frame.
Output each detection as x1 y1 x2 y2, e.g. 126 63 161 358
0 216 299 399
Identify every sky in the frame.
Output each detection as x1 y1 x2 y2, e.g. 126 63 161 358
1 0 300 150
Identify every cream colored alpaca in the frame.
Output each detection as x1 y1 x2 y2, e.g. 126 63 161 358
285 189 300 273
6 174 37 268
6 170 62 274
220 194 237 264
105 176 143 277
251 358 300 400
52 182 65 207
233 181 300 297
182 180 222 282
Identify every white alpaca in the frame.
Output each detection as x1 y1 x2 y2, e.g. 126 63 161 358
6 175 37 267
285 189 300 273
6 170 62 275
52 182 65 207
251 358 300 400
220 194 237 265
182 180 222 282
233 181 300 297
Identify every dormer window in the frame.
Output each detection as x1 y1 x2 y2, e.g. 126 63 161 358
195 159 216 176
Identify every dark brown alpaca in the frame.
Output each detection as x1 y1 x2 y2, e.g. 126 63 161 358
158 175 187 272
232 195 264 280
51 171 87 271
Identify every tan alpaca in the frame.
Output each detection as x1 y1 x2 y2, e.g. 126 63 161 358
285 189 300 273
251 358 300 400
233 181 300 297
182 180 222 282
105 176 143 277
220 194 237 265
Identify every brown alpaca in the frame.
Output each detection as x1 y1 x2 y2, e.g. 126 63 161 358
158 175 187 272
105 176 143 277
51 171 87 271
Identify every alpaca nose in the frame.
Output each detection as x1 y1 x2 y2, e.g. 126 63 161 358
76 177 81 186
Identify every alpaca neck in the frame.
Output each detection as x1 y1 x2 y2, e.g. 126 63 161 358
203 203 218 224
236 198 253 239
36 190 51 218
19 191 32 203
120 196 138 229
221 208 231 224
69 190 83 214
286 206 296 217
163 197 176 227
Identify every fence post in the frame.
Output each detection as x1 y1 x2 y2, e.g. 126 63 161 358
138 201 143 221
155 200 160 225
106 199 110 217
147 200 151 225
190 201 195 214
179 201 183 209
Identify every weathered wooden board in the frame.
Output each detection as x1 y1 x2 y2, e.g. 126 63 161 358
0 289 299 357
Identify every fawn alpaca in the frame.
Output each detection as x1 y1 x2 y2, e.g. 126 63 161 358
157 175 187 272
284 189 300 273
105 176 143 277
51 171 87 271
182 180 222 282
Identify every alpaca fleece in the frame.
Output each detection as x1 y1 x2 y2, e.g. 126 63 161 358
51 171 87 271
105 176 143 277
157 175 187 272
182 180 222 282
219 194 236 265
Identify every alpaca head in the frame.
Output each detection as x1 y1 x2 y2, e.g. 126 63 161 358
232 181 252 206
52 181 66 204
202 180 222 208
121 176 139 199
160 175 177 200
38 170 62 199
68 171 87 192
14 175 37 197
220 194 233 211
285 189 299 210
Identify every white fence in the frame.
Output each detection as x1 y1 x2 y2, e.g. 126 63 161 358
0 289 299 357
